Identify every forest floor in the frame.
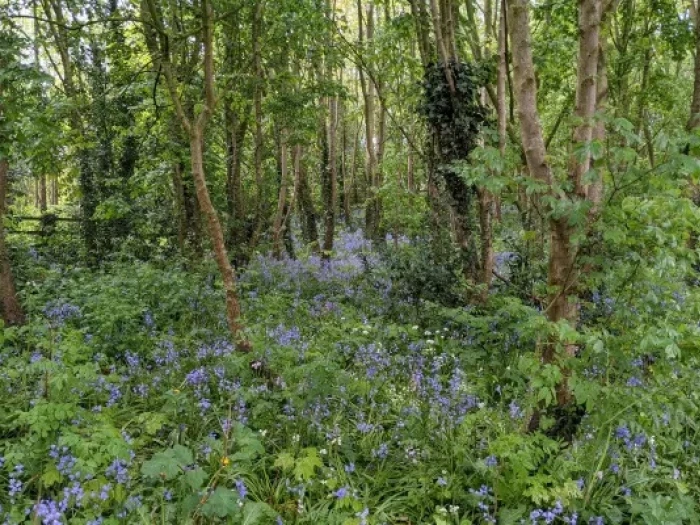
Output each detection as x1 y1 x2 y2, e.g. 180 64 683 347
1 230 698 524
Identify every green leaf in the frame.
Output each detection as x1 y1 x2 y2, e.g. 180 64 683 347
201 487 240 518
294 447 322 480
274 452 295 471
42 467 61 487
242 501 277 524
184 468 208 491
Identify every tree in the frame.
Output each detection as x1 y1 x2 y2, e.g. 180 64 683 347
508 0 606 422
140 0 244 339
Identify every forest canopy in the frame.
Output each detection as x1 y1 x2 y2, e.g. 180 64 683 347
1 0 700 523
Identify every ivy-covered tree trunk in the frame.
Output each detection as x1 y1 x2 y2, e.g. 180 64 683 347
0 159 24 326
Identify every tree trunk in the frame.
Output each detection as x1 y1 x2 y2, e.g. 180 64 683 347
50 177 58 206
173 160 187 253
189 128 243 336
689 0 700 132
323 96 338 258
225 105 248 262
495 0 507 220
478 189 494 301
141 0 244 340
249 0 266 254
0 159 25 326
569 0 601 198
508 0 602 413
272 128 289 259
39 175 47 212
358 0 380 240
407 144 415 192
295 145 319 250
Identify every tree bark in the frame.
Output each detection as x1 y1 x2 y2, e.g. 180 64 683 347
508 0 603 411
272 128 289 259
358 0 380 240
294 145 320 250
0 159 25 326
189 129 243 335
225 105 249 261
323 96 338 258
249 0 266 254
689 0 700 131
50 177 58 206
569 0 601 198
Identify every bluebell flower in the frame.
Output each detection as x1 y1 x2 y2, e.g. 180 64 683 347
35 499 63 525
333 486 349 499
235 478 247 499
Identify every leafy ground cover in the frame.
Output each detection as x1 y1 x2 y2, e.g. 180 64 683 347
1 230 699 525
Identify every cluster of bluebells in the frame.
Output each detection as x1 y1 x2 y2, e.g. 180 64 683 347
6 228 697 525
43 301 82 327
469 485 496 524
529 501 579 524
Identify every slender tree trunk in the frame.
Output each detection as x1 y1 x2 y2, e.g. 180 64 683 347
50 177 58 206
295 145 320 250
689 0 700 132
173 160 187 253
272 128 289 259
249 0 266 253
495 0 507 220
408 0 432 68
323 96 338 258
358 0 380 240
0 159 24 326
39 176 47 212
407 143 415 192
225 106 248 261
189 128 243 335
478 188 494 301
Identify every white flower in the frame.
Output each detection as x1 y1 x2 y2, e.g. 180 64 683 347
426 339 435 345
362 330 369 335
319 448 327 455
